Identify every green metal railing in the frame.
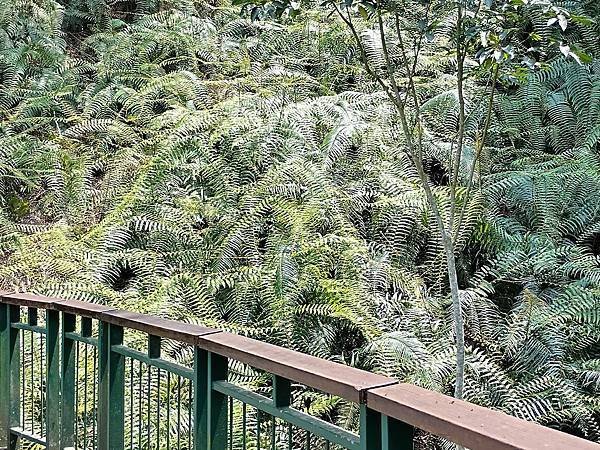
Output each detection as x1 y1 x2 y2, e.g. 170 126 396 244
0 293 598 450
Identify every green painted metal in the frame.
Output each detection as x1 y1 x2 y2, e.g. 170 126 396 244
8 427 46 446
272 375 291 408
360 405 382 450
166 370 171 449
10 322 46 334
84 342 89 450
7 305 20 450
46 310 60 450
212 381 361 450
108 324 125 449
112 344 194 379
209 353 228 450
0 303 10 448
61 313 77 450
148 334 161 358
0 300 413 450
256 409 261 450
148 335 162 449
194 348 209 450
63 331 97 346
382 416 413 450
97 320 109 449
150 335 163 449
242 403 247 450
178 375 183 450
146 361 151 445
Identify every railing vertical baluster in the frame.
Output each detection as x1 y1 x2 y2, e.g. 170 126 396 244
166 370 171 449
147 365 151 446
19 330 24 435
40 332 44 437
84 343 88 450
0 303 20 449
257 410 261 450
382 415 413 450
75 341 80 449
243 403 247 450
177 375 181 450
139 361 143 450
60 313 77 449
229 397 233 450
129 358 134 450
93 344 98 447
46 309 60 449
360 405 382 450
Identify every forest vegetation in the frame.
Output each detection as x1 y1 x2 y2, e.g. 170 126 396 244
0 0 599 446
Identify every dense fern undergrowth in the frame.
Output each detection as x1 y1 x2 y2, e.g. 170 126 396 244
0 0 599 445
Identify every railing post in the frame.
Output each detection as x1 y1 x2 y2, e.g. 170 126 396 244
148 334 161 358
193 349 228 450
272 375 291 407
0 304 20 450
98 321 125 449
382 415 413 450
0 303 8 450
46 310 61 450
108 324 125 449
98 321 109 449
360 405 382 450
0 304 8 449
148 334 161 448
60 313 77 449
193 348 208 450
208 353 228 450
98 321 110 450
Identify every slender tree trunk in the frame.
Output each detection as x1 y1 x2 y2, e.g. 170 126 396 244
443 232 464 398
336 4 467 401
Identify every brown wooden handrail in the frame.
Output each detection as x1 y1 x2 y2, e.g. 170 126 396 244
196 331 396 404
368 383 600 450
1 291 598 450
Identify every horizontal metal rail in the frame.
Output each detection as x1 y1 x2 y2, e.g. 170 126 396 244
212 381 361 450
0 291 598 450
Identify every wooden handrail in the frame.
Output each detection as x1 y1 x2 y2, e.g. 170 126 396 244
367 383 600 450
196 331 396 404
47 298 116 319
1 291 598 449
0 291 66 309
100 309 220 344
